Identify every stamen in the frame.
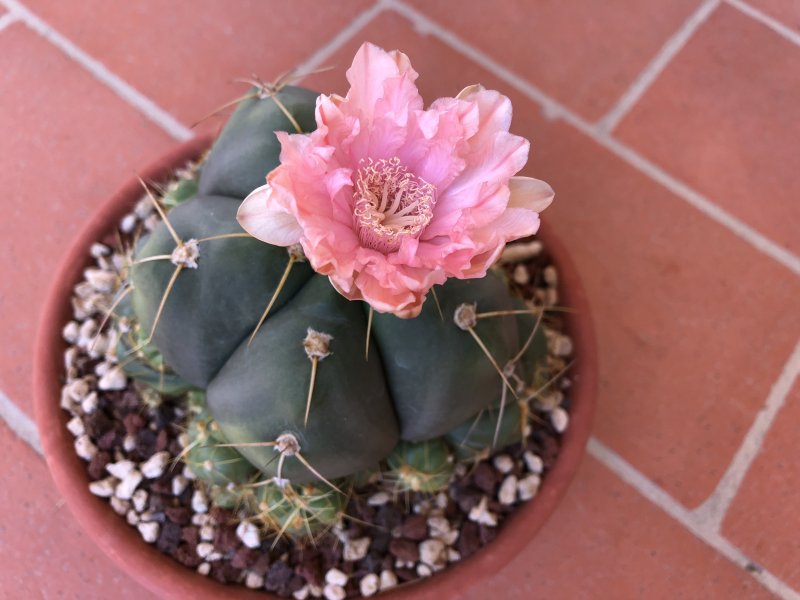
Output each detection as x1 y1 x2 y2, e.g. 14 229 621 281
353 157 435 253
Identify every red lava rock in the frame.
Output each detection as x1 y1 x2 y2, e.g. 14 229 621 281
287 575 306 594
157 521 183 554
181 525 199 546
123 412 145 436
250 553 272 577
213 524 240 553
264 560 293 592
389 539 419 562
96 429 117 451
87 451 110 480
155 428 169 452
400 514 428 541
456 521 481 559
231 546 259 569
478 524 497 545
174 542 202 568
165 505 191 525
395 568 417 582
296 554 323 587
83 410 113 438
472 462 498 493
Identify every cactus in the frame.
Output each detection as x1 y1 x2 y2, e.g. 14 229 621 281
117 83 551 539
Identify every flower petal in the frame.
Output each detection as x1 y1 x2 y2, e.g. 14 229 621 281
237 183 302 247
508 176 554 213
345 42 418 123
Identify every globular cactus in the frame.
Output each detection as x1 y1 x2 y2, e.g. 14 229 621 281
118 83 549 539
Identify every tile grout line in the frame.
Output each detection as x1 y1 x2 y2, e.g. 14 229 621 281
294 0 386 76
0 388 42 455
596 0 720 133
589 438 800 600
0 0 193 141
385 0 800 279
0 10 18 30
726 0 800 47
692 338 800 531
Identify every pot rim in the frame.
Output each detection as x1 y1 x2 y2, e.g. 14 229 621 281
32 135 597 600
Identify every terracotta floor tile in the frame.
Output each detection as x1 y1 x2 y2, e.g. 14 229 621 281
616 4 800 254
402 0 701 122
722 380 800 589
747 0 800 32
465 457 771 600
0 24 174 415
0 422 155 599
22 0 373 128
304 10 800 509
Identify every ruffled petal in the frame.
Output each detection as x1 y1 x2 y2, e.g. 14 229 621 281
237 184 302 247
508 176 554 213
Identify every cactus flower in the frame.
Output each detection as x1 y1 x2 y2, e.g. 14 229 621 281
238 42 554 318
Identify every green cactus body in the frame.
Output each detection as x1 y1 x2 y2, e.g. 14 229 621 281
386 439 454 493
254 481 346 538
124 85 551 529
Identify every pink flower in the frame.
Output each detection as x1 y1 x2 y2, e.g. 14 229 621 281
238 42 554 318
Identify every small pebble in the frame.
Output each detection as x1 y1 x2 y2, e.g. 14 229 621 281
115 470 143 500
419 539 447 568
88 477 116 498
468 497 498 527
191 489 209 513
126 510 139 526
200 524 215 541
140 451 170 479
98 366 127 391
323 584 346 600
551 334 573 357
416 563 433 577
80 392 99 414
343 537 370 562
236 520 261 549
62 321 80 344
512 263 530 285
550 407 569 433
498 475 518 506
196 542 215 559
523 452 544 474
192 513 210 527
293 586 310 600
447 548 461 562
427 516 451 539
367 491 390 506
131 489 148 513
325 568 348 587
245 571 264 589
66 416 85 437
543 265 558 286
206 551 223 562
359 573 379 597
197 562 211 576
66 379 90 402
110 496 129 516
172 475 189 497
106 460 135 479
120 213 137 234
492 454 514 474
75 435 98 461
122 435 137 452
182 464 197 480
90 242 110 258
137 521 159 543
379 570 398 591
518 474 541 501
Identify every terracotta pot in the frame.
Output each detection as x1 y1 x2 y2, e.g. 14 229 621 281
33 136 597 600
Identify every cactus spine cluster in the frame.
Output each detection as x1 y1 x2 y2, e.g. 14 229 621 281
117 82 549 538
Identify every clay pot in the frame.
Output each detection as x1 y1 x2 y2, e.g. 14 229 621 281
33 136 597 599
